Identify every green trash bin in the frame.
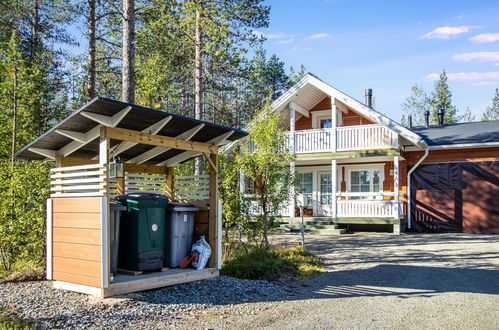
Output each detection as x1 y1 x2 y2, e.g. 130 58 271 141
117 193 168 271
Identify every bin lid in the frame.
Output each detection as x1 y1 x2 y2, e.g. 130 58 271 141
167 202 199 212
110 202 127 211
117 193 168 201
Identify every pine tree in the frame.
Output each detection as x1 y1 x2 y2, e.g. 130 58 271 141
483 88 499 121
430 70 458 124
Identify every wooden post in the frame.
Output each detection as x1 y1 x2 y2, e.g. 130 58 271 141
99 127 110 288
393 156 400 220
331 159 337 219
331 98 337 152
208 153 219 268
165 167 174 200
289 102 296 217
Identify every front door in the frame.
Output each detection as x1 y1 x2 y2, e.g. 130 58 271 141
318 172 332 216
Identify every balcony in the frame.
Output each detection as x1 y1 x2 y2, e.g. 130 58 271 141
287 124 398 154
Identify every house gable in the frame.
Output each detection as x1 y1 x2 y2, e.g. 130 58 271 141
272 73 425 148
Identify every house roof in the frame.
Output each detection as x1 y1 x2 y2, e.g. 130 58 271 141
15 97 247 166
271 73 426 148
409 120 499 147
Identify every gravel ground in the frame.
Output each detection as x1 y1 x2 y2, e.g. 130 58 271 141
0 276 295 328
1 233 498 329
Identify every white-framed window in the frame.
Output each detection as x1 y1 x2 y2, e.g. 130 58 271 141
311 109 342 129
296 172 313 206
346 165 384 199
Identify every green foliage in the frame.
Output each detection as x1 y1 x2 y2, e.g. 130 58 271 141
401 70 475 126
235 98 295 247
221 242 323 281
0 161 51 272
0 309 34 330
482 88 499 121
401 85 431 127
429 70 460 124
219 153 252 241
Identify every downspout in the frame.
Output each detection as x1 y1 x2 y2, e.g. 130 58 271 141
406 142 429 229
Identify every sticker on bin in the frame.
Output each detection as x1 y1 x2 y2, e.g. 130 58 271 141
183 215 188 222
151 223 158 231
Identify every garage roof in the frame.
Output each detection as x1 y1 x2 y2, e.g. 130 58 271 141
15 97 247 166
409 120 499 147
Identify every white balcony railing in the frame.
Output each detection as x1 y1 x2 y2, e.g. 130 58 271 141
287 124 398 153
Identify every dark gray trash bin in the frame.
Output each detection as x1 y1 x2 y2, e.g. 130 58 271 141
110 202 127 280
165 203 199 267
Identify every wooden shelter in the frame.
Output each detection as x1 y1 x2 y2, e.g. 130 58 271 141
15 97 247 298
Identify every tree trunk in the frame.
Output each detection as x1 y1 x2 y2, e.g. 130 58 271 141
31 0 40 59
11 64 18 170
87 0 96 100
122 0 135 103
194 5 203 176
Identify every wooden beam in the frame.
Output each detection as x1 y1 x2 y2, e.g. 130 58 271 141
55 130 88 143
113 116 173 156
80 106 132 126
158 131 234 167
29 147 56 160
57 106 132 158
165 167 174 199
203 153 218 174
128 124 205 164
208 153 219 268
58 156 98 167
103 126 218 154
289 101 309 118
124 163 167 175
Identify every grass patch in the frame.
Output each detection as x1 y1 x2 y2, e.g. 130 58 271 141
0 310 34 330
221 242 324 282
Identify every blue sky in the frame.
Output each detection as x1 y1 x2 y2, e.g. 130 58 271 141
258 0 499 122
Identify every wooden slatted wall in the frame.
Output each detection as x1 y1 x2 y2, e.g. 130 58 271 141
51 197 102 287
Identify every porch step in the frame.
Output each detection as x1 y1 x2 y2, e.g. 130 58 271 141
309 227 347 235
279 222 346 235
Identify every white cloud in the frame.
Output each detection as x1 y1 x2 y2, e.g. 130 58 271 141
308 33 331 40
274 38 294 45
266 33 285 39
469 33 499 43
452 51 499 62
420 25 480 39
425 71 499 81
471 81 497 86
250 30 265 39
452 15 466 19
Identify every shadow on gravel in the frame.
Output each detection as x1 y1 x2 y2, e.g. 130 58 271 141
306 264 499 299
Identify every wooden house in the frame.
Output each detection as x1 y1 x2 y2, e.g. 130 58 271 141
14 97 247 297
233 73 499 234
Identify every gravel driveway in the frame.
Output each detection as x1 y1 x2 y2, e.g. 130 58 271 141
1 233 498 329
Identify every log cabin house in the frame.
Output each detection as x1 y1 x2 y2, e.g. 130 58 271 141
232 73 499 234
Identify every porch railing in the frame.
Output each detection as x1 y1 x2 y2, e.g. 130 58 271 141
336 200 404 218
287 124 398 153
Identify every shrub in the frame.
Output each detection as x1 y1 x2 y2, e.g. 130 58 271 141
221 243 323 282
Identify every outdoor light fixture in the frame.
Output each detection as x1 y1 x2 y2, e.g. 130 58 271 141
109 156 124 179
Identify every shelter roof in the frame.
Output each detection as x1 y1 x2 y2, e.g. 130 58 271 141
15 97 247 166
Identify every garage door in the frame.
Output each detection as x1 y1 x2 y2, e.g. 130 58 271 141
410 161 499 233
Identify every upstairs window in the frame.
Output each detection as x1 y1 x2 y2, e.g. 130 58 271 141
320 118 332 128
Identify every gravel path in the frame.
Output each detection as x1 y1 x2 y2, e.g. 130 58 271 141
1 233 498 329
